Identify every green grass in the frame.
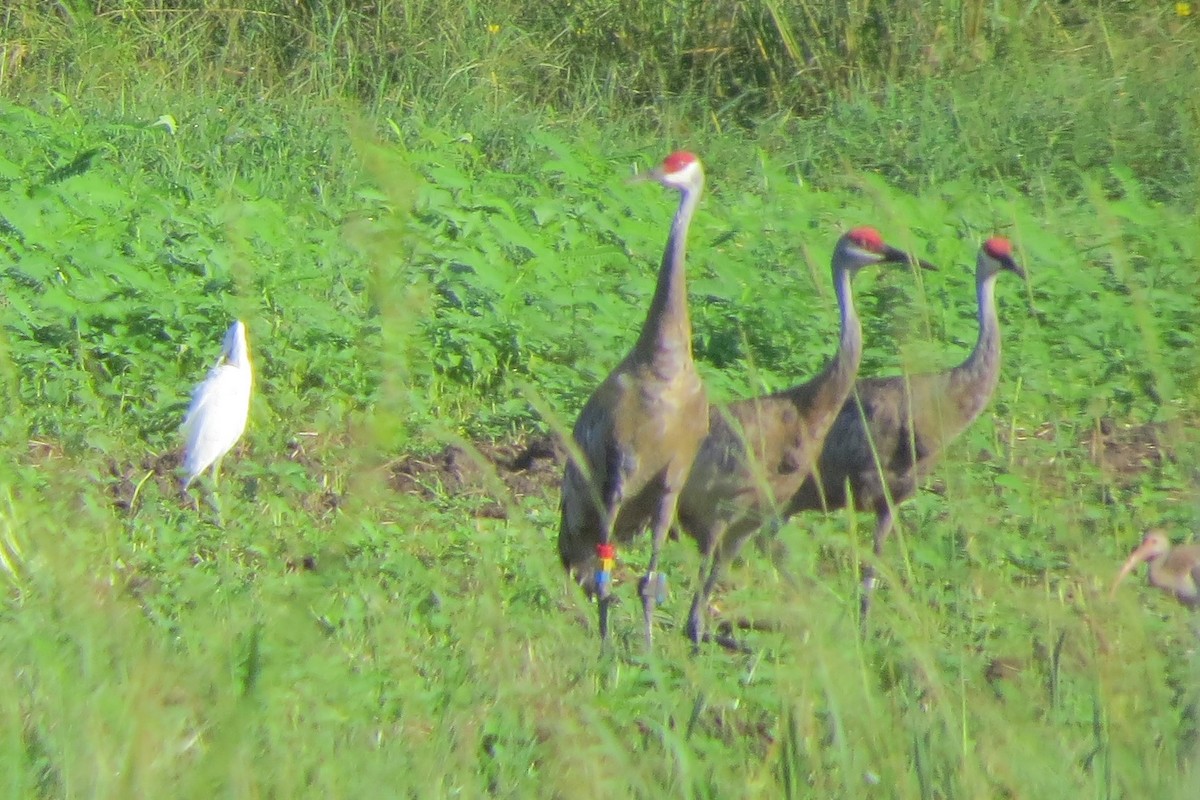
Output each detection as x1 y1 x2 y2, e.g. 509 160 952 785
2 2 1199 797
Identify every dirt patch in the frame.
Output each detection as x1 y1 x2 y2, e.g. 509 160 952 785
388 434 566 518
1086 418 1170 486
26 439 65 464
47 428 563 521
106 450 186 513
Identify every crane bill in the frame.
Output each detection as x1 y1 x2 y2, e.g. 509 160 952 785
628 167 664 185
880 244 937 271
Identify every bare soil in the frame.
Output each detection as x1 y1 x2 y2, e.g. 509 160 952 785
38 414 1191 522
388 433 565 519
1085 417 1171 486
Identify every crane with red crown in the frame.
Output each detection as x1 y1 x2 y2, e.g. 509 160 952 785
785 237 1026 620
557 151 709 648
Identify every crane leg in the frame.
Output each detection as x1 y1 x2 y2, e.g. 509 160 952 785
859 508 894 626
596 509 618 645
688 551 736 650
687 521 730 648
597 593 611 643
689 524 757 652
686 544 720 648
639 494 678 648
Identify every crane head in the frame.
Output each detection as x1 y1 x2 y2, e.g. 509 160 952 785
632 150 704 193
980 236 1026 279
835 227 937 273
1110 528 1171 597
558 520 600 597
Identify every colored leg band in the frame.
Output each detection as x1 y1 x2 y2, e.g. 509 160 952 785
596 543 615 594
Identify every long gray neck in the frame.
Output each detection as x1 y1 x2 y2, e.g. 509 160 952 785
634 184 700 366
955 270 1002 395
800 263 861 408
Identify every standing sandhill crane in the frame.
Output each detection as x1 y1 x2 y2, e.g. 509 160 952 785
182 319 253 491
786 237 1025 620
676 228 935 647
1110 529 1200 609
558 151 708 647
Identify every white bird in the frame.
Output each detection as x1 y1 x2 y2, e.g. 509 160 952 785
181 320 252 490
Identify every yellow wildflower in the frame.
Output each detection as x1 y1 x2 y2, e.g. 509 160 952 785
1177 2 1192 16
487 23 501 34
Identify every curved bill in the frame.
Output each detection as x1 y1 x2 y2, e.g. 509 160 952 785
1109 543 1154 597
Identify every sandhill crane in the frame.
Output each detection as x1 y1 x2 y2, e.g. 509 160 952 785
558 151 708 647
182 319 252 491
1110 529 1200 609
787 237 1025 619
676 228 935 647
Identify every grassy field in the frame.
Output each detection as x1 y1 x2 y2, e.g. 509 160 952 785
2 2 1199 797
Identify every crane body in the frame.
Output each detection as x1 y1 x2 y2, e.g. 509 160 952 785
676 228 935 646
787 238 1025 618
558 151 708 647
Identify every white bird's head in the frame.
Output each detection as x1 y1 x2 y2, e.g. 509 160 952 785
633 150 705 195
222 320 251 369
832 226 937 275
978 236 1026 280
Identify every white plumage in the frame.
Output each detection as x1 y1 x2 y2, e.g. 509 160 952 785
181 319 252 489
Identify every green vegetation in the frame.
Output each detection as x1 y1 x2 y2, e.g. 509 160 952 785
2 1 1198 796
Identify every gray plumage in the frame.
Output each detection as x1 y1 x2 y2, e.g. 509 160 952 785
557 151 708 647
787 237 1025 618
675 228 934 646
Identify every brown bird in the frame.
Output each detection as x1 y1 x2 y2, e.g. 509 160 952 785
558 151 708 647
786 237 1025 620
675 227 935 647
1110 529 1200 609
